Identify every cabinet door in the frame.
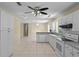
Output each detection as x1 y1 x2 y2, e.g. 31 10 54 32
49 35 56 50
36 34 47 42
66 13 73 24
48 35 52 45
58 18 62 25
51 36 56 50
72 10 79 31
48 35 51 42
40 35 45 42
49 36 53 46
36 34 41 42
61 17 66 25
45 34 49 42
73 47 79 57
49 37 54 49
65 44 73 57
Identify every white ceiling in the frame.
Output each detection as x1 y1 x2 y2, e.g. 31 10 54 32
0 2 75 23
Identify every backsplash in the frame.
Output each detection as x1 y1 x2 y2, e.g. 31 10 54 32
58 27 72 35
59 27 79 35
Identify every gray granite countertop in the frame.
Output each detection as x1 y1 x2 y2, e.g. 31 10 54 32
36 32 53 34
65 31 79 35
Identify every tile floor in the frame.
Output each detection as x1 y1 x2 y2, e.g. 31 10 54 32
13 36 56 57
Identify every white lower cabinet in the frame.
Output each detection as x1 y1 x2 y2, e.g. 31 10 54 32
36 34 48 43
37 34 79 57
64 44 79 57
64 44 73 57
48 35 56 50
73 47 79 57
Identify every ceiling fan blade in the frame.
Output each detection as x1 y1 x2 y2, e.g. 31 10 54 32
24 11 32 14
27 6 35 10
16 2 22 6
39 8 48 11
40 12 48 15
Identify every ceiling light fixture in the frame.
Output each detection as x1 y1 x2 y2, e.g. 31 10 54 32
34 14 36 16
36 24 39 26
40 13 42 15
32 12 34 14
37 11 40 14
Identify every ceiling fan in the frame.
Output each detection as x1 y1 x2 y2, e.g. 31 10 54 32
16 2 49 16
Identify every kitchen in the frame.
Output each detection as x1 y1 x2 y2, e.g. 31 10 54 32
36 3 79 57
0 2 79 57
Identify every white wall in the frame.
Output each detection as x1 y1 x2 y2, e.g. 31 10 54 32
48 18 59 33
28 23 48 36
21 23 48 41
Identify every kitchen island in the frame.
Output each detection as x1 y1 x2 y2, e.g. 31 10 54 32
36 32 52 43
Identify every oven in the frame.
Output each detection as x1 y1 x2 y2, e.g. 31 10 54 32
55 39 65 57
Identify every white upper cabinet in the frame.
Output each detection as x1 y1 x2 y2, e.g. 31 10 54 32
62 16 67 25
65 13 73 24
58 10 79 31
72 10 79 31
58 17 66 25
59 13 73 26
